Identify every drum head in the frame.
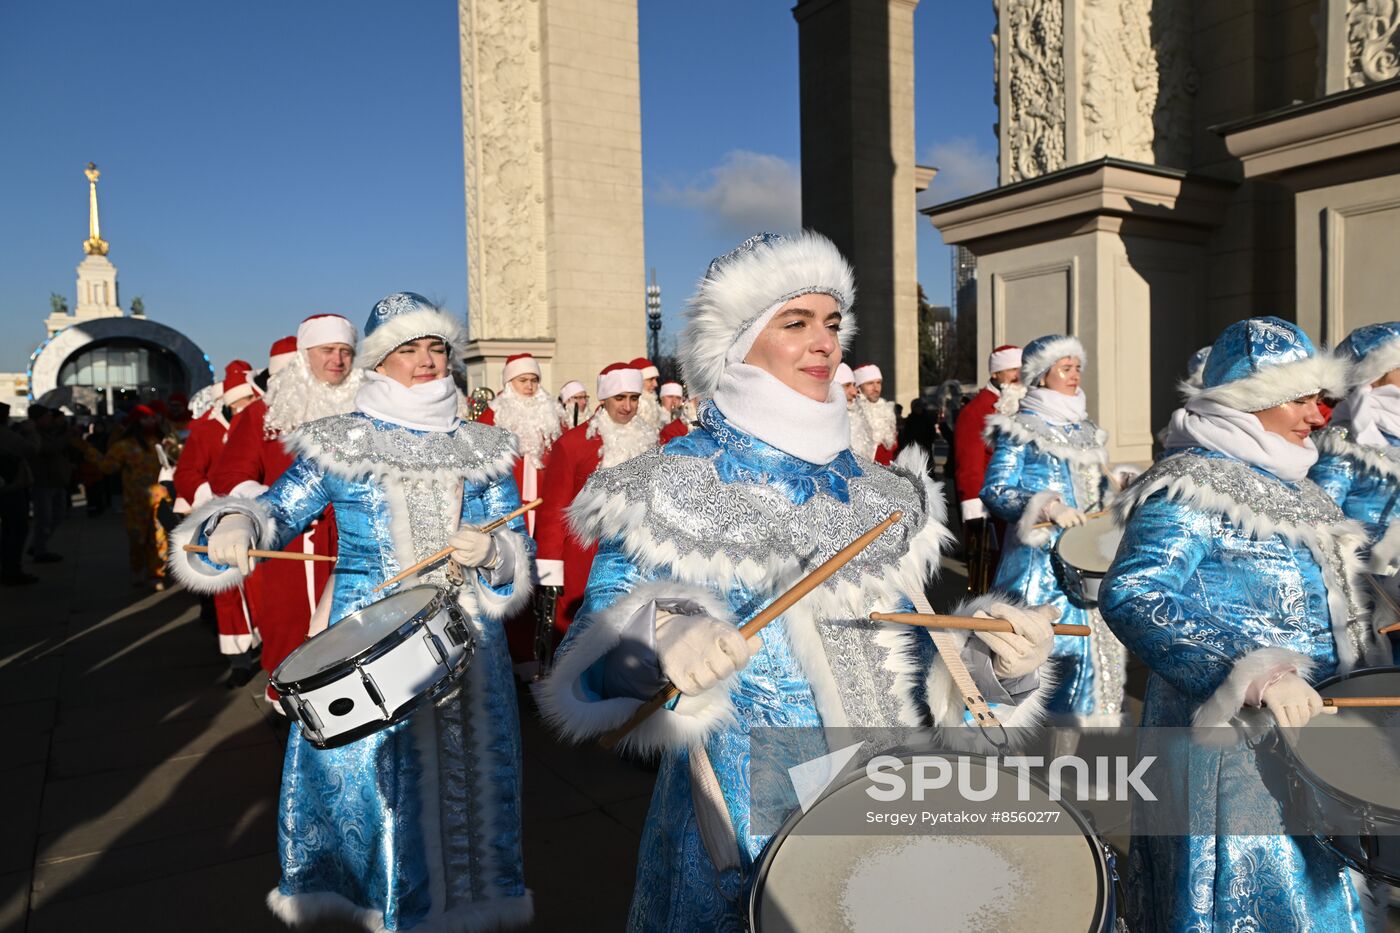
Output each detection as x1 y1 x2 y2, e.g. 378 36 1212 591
1291 667 1400 812
1055 519 1123 576
753 767 1105 933
275 586 439 684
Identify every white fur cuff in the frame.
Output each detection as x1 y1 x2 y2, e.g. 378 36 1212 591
167 495 277 595
1192 647 1317 728
534 579 739 757
472 527 535 621
960 498 986 522
1015 490 1061 550
536 559 564 587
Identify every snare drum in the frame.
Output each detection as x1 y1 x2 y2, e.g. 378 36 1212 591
750 755 1118 932
271 585 475 749
1277 666 1400 884
1052 518 1124 608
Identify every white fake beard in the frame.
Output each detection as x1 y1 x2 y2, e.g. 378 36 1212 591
636 392 664 429
854 394 896 448
848 399 873 456
263 353 366 436
587 407 657 467
492 386 565 468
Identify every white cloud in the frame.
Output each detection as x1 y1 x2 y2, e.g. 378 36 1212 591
656 150 801 235
917 136 997 208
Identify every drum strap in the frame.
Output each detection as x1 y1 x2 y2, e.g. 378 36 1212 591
909 590 1002 729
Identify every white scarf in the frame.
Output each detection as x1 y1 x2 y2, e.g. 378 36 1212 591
1333 383 1400 448
491 385 564 468
586 407 658 468
355 372 460 432
712 362 850 465
1020 387 1088 426
1163 397 1318 482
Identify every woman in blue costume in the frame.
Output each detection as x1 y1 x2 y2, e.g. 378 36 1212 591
536 232 1061 932
1100 316 1390 932
980 334 1130 724
171 293 535 932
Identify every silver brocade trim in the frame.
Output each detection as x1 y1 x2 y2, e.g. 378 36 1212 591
1317 425 1400 480
402 476 455 583
289 414 515 479
1123 453 1368 655
1088 608 1126 719
576 446 929 592
816 616 906 726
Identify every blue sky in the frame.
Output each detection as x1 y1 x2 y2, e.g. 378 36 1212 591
0 1 997 375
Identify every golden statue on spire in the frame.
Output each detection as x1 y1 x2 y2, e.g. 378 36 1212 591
83 161 109 256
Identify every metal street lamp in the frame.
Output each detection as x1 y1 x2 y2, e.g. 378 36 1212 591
646 271 662 362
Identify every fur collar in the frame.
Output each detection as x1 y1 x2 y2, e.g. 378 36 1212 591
982 411 1108 469
285 412 516 485
1314 425 1400 482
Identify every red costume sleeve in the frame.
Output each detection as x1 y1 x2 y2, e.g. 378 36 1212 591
209 402 267 495
173 420 218 502
659 420 689 445
534 428 578 563
953 390 995 504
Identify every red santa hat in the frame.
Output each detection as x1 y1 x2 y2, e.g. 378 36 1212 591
834 362 856 385
558 380 587 402
268 335 299 375
988 344 1022 374
221 367 259 406
296 313 357 351
502 353 542 384
852 363 882 386
659 381 684 399
597 362 643 399
629 357 660 381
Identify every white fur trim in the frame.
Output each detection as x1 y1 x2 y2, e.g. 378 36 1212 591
852 364 881 386
230 479 269 499
1348 338 1400 389
268 350 297 376
558 380 585 402
1194 352 1350 412
536 558 564 587
1315 426 1400 483
1116 460 1390 673
1192 648 1317 728
988 346 1022 373
960 498 986 521
284 417 517 487
534 579 741 756
166 496 278 594
1014 490 1061 550
659 381 684 398
834 363 855 385
471 528 534 620
266 888 532 933
680 231 857 399
296 314 357 351
1022 336 1085 386
981 413 1109 469
501 355 540 384
1372 521 1400 575
597 367 643 399
921 594 1058 731
359 307 468 369
993 382 1028 415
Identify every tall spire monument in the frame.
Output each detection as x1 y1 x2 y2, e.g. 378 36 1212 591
47 162 123 336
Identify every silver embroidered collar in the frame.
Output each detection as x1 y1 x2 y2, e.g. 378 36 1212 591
287 412 517 483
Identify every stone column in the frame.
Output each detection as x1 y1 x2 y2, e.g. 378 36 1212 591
794 0 920 406
1319 0 1400 95
458 0 645 395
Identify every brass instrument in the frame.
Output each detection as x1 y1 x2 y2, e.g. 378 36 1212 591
464 386 496 422
533 585 562 679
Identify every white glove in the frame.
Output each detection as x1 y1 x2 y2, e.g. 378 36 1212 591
448 526 499 570
1042 499 1087 529
1261 672 1324 728
206 513 255 575
654 610 757 696
974 602 1058 679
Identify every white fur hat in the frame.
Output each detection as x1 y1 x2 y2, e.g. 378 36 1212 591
1020 334 1086 387
679 231 856 398
359 292 468 369
852 364 882 386
834 362 855 385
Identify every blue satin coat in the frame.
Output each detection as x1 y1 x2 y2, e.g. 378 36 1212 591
981 412 1123 721
1310 426 1400 541
1099 447 1364 933
199 414 531 930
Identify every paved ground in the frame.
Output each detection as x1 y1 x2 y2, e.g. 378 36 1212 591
2 506 1392 932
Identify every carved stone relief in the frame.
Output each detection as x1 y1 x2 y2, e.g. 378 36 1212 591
1347 0 1400 87
1002 0 1067 182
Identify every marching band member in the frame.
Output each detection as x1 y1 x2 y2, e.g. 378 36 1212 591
538 232 1059 932
850 362 898 463
1101 315 1388 932
210 315 362 702
631 356 664 430
535 363 658 635
173 361 260 670
559 380 590 428
171 292 534 932
658 381 690 443
953 344 1021 592
980 334 1128 725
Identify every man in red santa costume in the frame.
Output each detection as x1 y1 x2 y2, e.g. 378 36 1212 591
535 362 657 634
175 362 262 675
475 353 564 536
630 356 664 430
658 381 690 444
952 344 1021 592
851 362 898 463
210 314 363 702
558 380 590 429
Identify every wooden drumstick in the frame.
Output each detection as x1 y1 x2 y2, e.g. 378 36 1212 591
597 511 904 751
1321 696 1400 709
371 498 543 593
1366 574 1400 635
869 611 1090 637
1030 508 1110 530
182 544 336 563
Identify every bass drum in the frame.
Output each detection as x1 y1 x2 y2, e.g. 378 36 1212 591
749 754 1121 932
1052 517 1124 609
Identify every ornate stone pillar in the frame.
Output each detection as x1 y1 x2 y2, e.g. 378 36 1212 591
458 0 645 394
1320 0 1400 95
